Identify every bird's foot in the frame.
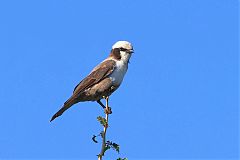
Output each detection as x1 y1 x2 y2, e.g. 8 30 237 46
104 107 112 114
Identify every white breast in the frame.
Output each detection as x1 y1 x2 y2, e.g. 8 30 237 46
109 60 128 86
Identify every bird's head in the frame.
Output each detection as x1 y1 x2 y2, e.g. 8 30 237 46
110 41 134 63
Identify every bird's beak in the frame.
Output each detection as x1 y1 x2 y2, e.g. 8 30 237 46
129 49 134 54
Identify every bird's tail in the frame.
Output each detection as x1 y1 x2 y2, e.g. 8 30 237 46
50 96 77 122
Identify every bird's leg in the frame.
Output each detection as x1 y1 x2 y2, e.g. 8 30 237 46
104 96 112 114
97 100 106 109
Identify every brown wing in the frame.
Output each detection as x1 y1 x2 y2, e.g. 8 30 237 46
50 59 116 122
73 59 116 95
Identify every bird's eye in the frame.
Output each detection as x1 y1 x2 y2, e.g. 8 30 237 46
119 47 127 51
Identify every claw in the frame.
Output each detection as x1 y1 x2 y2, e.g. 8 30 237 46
104 107 112 114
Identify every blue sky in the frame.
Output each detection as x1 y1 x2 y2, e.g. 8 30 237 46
0 0 238 159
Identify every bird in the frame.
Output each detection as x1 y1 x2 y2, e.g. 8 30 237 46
50 41 134 122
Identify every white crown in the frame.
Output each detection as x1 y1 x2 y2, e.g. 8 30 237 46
112 41 133 50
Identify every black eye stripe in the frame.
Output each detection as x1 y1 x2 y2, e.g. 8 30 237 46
119 47 128 51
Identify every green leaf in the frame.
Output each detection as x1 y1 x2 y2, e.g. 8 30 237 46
105 141 120 153
97 116 107 127
103 145 111 153
117 158 128 160
92 135 98 143
112 143 120 153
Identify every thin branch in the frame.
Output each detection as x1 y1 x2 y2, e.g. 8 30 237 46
98 96 111 160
